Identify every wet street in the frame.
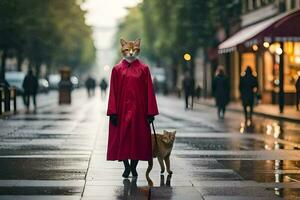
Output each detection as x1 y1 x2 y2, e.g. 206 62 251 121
0 89 299 200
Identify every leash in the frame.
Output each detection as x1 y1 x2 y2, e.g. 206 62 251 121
151 122 158 145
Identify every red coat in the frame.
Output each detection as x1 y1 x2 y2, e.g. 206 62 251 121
107 59 159 161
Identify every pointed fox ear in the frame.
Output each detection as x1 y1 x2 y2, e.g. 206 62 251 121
120 38 127 46
134 38 141 46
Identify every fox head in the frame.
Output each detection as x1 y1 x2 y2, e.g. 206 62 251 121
120 38 141 63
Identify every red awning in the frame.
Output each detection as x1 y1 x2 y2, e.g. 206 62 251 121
218 9 300 54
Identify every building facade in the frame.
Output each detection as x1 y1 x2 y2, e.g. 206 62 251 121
219 0 300 107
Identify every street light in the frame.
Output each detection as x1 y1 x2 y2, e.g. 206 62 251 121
263 42 270 48
276 47 283 55
269 43 280 53
183 53 191 61
252 44 258 51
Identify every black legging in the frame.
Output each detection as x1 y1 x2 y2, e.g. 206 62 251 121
217 105 226 118
296 91 300 110
243 104 253 121
122 159 139 177
185 94 194 109
24 94 36 109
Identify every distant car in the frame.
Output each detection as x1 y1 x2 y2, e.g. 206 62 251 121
5 71 25 95
48 74 61 90
38 78 49 93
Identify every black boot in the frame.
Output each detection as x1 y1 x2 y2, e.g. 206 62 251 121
122 160 130 178
130 160 139 177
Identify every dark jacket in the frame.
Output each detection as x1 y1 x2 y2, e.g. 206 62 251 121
22 74 38 95
296 77 300 93
212 74 230 107
85 77 96 89
239 72 258 106
100 79 108 90
182 76 195 96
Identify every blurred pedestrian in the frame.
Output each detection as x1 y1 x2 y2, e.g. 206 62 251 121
296 76 300 111
91 78 96 96
239 66 258 124
212 66 230 119
85 76 96 97
22 69 38 113
195 85 202 99
182 71 195 110
153 77 159 93
0 79 10 88
99 78 108 98
0 79 11 111
107 38 158 178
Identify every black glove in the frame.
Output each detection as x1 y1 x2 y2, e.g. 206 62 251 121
147 116 155 124
110 114 118 126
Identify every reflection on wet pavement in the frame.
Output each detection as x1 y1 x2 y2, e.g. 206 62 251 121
0 92 299 199
0 90 98 199
219 160 300 182
0 158 88 180
157 96 300 199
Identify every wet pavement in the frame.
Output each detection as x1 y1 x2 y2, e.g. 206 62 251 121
0 89 299 199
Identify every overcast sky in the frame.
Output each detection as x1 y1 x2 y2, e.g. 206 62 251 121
81 0 141 77
82 0 141 28
81 0 140 49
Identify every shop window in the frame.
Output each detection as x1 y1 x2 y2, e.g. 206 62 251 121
263 42 300 93
284 42 300 92
264 51 274 91
241 53 256 74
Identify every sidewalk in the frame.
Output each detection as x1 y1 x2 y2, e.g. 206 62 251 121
0 91 298 199
1 89 87 117
82 96 205 199
82 95 296 199
195 98 300 123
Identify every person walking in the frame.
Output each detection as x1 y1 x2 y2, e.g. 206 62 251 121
195 85 202 100
85 76 96 97
99 78 108 98
22 69 39 113
239 66 258 124
296 76 300 111
212 66 230 119
107 38 158 178
182 72 195 110
91 78 96 96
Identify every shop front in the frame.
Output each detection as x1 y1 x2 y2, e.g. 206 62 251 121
260 42 300 104
218 9 300 112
